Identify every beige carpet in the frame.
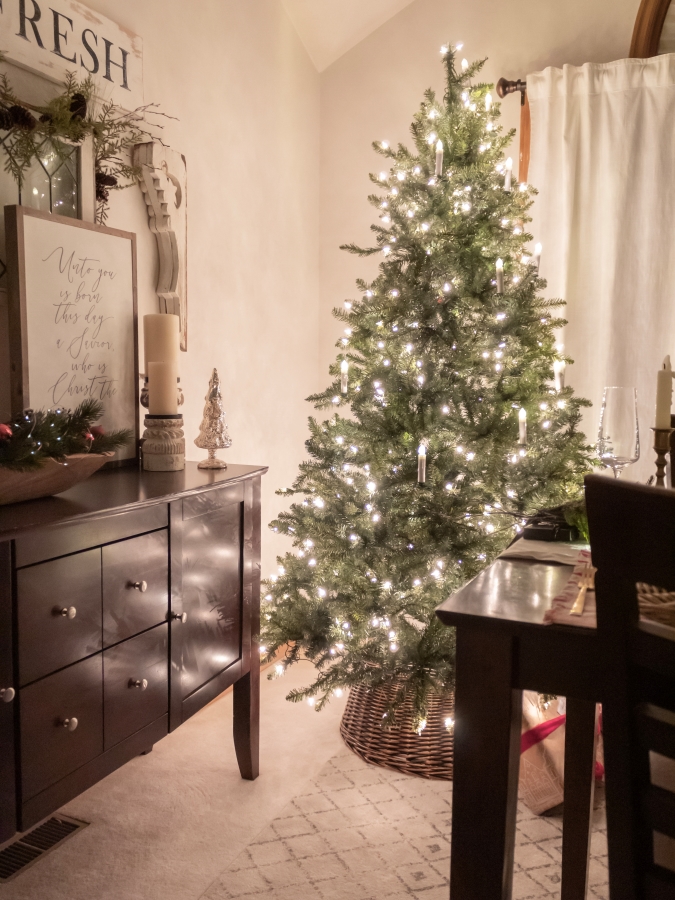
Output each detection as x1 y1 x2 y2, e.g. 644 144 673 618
0 664 609 900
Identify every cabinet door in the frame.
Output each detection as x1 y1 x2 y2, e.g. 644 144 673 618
0 542 16 842
103 625 168 750
102 530 169 647
20 655 103 801
180 491 242 699
17 549 102 685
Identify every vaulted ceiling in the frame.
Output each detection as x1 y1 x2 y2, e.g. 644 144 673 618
280 0 417 71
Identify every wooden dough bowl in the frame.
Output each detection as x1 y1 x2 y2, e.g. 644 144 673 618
0 453 113 505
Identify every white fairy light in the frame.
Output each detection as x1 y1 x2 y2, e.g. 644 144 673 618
427 131 437 145
379 171 387 181
442 405 449 414
416 719 427 735
317 588 326 598
383 246 391 255
313 496 324 508
383 581 392 590
382 215 391 224
445 716 455 732
307 697 315 707
421 222 430 231
335 688 343 697
349 533 358 542
440 45 449 55
466 451 475 460
390 643 398 652
381 141 389 150
542 420 551 429
496 313 506 321
383 360 390 366
431 570 441 579
397 171 405 181
275 664 284 676
367 481 376 492
413 578 421 586
372 513 380 522
417 375 425 385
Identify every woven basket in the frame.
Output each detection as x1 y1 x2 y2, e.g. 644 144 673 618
340 681 455 780
636 582 675 628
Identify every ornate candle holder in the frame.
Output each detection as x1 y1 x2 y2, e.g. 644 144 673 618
651 427 674 488
142 415 185 471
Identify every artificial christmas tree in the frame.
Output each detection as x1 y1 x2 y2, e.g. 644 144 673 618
262 47 592 736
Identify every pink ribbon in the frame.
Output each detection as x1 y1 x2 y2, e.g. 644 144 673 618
520 712 605 780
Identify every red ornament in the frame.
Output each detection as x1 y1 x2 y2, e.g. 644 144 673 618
90 425 105 438
0 424 11 440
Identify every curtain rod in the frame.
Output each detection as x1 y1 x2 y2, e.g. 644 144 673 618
497 77 527 105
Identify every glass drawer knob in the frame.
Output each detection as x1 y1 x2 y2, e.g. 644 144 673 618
129 678 148 691
54 606 77 619
61 717 78 731
131 581 148 593
0 687 15 703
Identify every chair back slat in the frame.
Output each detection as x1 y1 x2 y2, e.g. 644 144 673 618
586 474 675 899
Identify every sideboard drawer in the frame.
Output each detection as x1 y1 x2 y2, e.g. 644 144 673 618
20 655 103 801
103 625 168 750
102 530 169 647
17 550 102 686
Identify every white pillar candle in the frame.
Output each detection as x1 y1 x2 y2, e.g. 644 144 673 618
519 408 527 445
435 140 444 177
533 242 542 274
496 258 504 295
553 359 565 392
504 157 513 192
148 361 178 416
341 360 349 394
417 444 427 483
655 355 673 429
144 314 180 370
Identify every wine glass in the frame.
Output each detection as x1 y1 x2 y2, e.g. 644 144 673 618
597 386 640 477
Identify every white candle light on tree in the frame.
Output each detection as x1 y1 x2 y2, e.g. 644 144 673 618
143 314 180 370
148 361 178 415
341 360 349 393
504 157 513 192
485 92 492 111
461 58 469 72
655 355 673 429
553 359 566 392
417 444 427 483
435 139 444 177
533 242 542 274
496 258 504 295
519 408 527 445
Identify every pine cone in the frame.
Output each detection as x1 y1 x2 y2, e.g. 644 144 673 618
96 171 118 188
39 112 53 125
9 105 37 132
69 92 87 119
95 184 109 203
0 108 12 131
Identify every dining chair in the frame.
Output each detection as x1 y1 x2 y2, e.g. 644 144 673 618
585 473 675 900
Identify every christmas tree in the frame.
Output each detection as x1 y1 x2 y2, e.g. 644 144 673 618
194 368 232 469
262 47 591 726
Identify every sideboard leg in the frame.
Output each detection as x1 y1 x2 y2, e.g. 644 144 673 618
233 669 259 780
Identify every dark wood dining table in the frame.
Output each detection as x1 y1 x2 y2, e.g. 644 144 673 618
435 557 603 900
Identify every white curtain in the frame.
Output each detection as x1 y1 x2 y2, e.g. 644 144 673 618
528 55 675 483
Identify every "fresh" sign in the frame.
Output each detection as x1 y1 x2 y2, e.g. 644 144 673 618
0 0 143 109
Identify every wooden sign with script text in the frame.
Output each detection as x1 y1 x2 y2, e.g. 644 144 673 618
0 0 143 110
6 206 139 463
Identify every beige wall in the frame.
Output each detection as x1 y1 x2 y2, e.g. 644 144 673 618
319 0 640 372
0 0 320 575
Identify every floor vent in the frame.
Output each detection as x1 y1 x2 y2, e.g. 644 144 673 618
0 815 88 882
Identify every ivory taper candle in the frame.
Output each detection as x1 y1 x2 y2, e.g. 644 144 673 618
519 408 527 445
417 444 427 483
655 355 673 429
148 361 178 415
504 157 513 192
496 258 504 295
435 140 444 177
144 314 180 369
533 242 542 274
341 360 349 394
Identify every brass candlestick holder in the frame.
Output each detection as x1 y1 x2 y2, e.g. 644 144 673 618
651 427 674 487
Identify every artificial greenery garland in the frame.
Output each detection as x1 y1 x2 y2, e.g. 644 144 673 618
0 58 166 223
0 399 132 470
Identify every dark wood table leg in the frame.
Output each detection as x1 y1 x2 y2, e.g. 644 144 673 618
449 625 523 900
561 698 598 900
233 667 259 780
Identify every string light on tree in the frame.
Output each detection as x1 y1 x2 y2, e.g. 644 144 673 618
260 45 591 726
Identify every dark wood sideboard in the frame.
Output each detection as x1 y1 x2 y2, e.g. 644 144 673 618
0 462 267 843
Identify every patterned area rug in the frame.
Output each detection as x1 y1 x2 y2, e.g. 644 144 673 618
200 746 609 900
